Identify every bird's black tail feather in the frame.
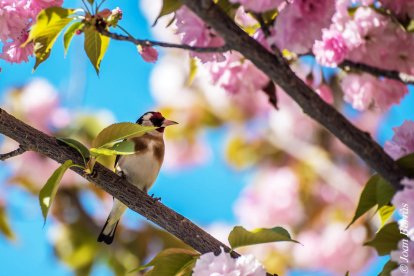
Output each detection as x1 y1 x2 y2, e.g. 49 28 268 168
97 218 119 245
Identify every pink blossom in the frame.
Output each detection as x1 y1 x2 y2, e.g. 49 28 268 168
0 35 33 63
27 0 63 15
209 52 272 116
340 73 407 111
0 0 30 41
271 0 335 54
193 248 266 276
138 45 158 63
209 52 268 95
374 79 408 110
384 121 414 160
293 223 371 274
163 139 211 170
313 28 348 67
234 167 304 228
4 79 62 132
229 0 283 13
390 239 414 276
175 6 225 63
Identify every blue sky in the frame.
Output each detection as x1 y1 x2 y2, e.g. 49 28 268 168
0 1 247 275
0 0 413 275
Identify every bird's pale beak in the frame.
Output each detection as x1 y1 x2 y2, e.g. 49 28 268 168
161 119 179 127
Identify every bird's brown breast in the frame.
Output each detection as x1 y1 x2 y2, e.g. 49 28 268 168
131 133 165 164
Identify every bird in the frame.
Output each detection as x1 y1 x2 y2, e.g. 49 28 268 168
97 111 178 244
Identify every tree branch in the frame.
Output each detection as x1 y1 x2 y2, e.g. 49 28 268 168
339 59 414 85
0 108 236 257
181 0 407 190
98 28 230 53
0 146 26 161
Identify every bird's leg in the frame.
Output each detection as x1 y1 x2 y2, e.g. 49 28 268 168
142 186 161 202
150 193 161 202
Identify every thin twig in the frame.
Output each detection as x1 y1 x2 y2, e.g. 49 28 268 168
339 59 414 85
0 146 26 161
97 28 230 53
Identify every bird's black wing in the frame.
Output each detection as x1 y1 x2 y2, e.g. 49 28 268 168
114 138 126 171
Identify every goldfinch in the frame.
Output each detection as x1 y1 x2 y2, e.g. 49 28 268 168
97 111 178 244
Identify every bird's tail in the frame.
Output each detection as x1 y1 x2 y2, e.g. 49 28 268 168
97 218 119 244
97 199 127 245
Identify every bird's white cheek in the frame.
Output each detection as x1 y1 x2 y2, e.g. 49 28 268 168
118 151 162 191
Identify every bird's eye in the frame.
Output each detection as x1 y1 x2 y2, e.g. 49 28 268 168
150 117 163 127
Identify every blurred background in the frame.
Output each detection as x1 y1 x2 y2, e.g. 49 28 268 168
0 0 413 275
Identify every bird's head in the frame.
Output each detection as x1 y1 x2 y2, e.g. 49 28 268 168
136 111 178 133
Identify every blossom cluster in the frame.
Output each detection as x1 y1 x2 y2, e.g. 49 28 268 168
0 0 62 63
385 120 414 239
172 0 413 112
193 249 266 276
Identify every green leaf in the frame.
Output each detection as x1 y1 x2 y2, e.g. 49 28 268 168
131 248 199 275
63 21 83 55
39 160 74 224
378 205 395 230
26 7 74 70
176 258 198 276
92 122 157 148
0 206 15 241
378 260 399 276
90 140 136 157
87 0 94 4
396 153 414 176
57 137 90 165
347 175 396 229
364 222 407 256
84 27 110 75
153 0 182 26
228 226 299 249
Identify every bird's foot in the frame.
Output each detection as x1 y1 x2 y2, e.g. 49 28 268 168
117 170 126 179
150 193 161 202
85 168 98 178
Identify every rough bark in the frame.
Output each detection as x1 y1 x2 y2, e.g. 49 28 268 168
0 108 236 257
181 0 406 190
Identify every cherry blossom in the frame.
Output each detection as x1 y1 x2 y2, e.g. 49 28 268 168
270 0 335 54
384 121 414 160
0 0 63 63
193 248 266 276
313 28 348 67
229 0 283 13
138 45 158 63
293 223 371 274
340 73 407 111
234 167 305 228
175 6 225 63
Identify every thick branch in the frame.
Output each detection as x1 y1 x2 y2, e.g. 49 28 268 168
98 28 230 53
0 108 236 257
340 59 414 85
181 0 407 189
0 146 26 161
100 26 414 86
